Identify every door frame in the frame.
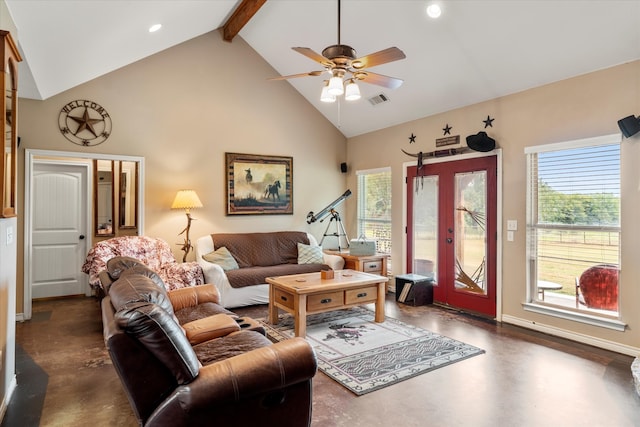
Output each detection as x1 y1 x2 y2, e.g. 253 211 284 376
23 149 145 320
402 148 503 321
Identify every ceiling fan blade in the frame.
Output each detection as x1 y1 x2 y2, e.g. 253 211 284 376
292 47 334 67
268 71 324 81
352 47 406 69
356 71 404 89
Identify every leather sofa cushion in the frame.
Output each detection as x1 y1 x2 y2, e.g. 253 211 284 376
107 256 148 280
115 302 200 384
193 330 272 366
182 314 241 345
211 231 310 268
109 273 174 316
174 302 236 324
225 263 329 288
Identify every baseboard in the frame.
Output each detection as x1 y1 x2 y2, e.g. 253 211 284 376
0 375 17 422
15 313 24 322
502 314 640 356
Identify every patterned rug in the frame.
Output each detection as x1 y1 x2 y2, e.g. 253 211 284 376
260 307 485 395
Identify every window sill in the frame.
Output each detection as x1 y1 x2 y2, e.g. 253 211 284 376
523 302 627 331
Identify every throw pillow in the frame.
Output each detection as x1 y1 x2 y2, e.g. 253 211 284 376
298 243 324 264
202 246 239 271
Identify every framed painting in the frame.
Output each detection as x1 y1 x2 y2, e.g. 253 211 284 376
225 152 293 215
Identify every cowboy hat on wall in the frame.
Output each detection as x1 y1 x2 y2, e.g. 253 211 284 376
466 131 496 152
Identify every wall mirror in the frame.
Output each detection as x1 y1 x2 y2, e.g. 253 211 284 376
1 31 20 218
94 159 115 236
119 160 138 229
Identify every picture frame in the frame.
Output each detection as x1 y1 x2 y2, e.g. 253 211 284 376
225 152 293 215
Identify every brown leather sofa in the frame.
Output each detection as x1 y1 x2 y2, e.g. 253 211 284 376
101 257 318 426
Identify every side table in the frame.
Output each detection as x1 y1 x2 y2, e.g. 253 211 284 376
324 250 389 276
324 250 390 287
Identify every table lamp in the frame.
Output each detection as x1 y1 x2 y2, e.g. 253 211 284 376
171 189 203 262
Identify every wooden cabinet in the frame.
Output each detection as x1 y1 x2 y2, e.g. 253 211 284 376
325 250 390 282
0 30 21 218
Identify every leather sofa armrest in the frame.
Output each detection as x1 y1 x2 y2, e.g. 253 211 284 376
168 284 221 311
182 337 317 405
181 314 241 345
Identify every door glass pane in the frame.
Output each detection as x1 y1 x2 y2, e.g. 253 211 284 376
412 175 438 284
454 171 487 295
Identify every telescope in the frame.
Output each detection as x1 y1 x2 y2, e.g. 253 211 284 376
306 189 352 224
306 189 352 250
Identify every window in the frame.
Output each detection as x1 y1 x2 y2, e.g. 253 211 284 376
526 135 621 320
356 167 391 254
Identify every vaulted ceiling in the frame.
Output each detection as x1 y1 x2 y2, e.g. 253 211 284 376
6 0 640 137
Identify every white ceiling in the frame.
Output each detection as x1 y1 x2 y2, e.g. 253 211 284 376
6 0 640 138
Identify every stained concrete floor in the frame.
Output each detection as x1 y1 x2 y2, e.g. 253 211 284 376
3 295 640 427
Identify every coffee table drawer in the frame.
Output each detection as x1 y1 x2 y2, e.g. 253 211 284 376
345 286 378 304
274 288 295 310
308 291 344 311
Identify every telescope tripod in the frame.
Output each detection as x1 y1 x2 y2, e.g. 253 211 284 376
319 209 350 251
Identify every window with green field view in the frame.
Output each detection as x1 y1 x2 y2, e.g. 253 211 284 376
526 135 620 316
356 168 391 255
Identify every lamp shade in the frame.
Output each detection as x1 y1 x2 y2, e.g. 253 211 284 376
344 80 361 101
327 75 344 96
171 190 203 210
321 84 336 103
617 115 640 138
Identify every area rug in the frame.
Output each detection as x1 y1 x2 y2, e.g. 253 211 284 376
260 307 485 395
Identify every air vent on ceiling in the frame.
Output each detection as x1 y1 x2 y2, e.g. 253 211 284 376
368 93 390 106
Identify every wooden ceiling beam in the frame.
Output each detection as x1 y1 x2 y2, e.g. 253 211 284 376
222 0 267 42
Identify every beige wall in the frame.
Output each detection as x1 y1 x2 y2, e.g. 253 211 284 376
16 31 347 313
345 60 640 352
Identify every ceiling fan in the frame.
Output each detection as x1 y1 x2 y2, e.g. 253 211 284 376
269 0 406 102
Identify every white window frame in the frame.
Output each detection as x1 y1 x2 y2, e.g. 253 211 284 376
523 134 626 331
356 167 392 254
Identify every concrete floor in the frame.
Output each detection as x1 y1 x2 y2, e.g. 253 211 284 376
3 295 640 427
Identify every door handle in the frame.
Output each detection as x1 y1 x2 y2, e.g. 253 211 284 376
79 235 85 240
446 238 452 244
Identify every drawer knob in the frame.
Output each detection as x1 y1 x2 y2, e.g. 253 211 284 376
320 298 332 304
280 296 288 302
357 292 367 298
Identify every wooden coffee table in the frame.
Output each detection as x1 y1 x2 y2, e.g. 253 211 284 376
267 270 388 337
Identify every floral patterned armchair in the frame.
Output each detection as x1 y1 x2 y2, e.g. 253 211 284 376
82 235 204 294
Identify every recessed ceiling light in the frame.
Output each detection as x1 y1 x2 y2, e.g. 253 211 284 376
149 24 162 33
426 3 442 19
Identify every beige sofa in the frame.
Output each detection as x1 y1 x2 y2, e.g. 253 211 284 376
195 231 344 308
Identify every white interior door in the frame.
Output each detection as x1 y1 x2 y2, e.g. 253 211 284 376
30 161 89 299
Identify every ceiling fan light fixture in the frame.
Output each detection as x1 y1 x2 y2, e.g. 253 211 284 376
328 75 344 96
344 79 361 101
321 84 336 103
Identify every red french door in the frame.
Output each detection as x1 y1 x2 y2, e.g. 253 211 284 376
406 155 497 317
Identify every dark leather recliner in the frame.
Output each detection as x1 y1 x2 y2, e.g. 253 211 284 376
101 257 317 426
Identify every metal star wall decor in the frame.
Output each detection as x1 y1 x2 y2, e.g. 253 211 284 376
409 133 417 143
58 99 112 146
443 124 452 135
483 115 495 128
